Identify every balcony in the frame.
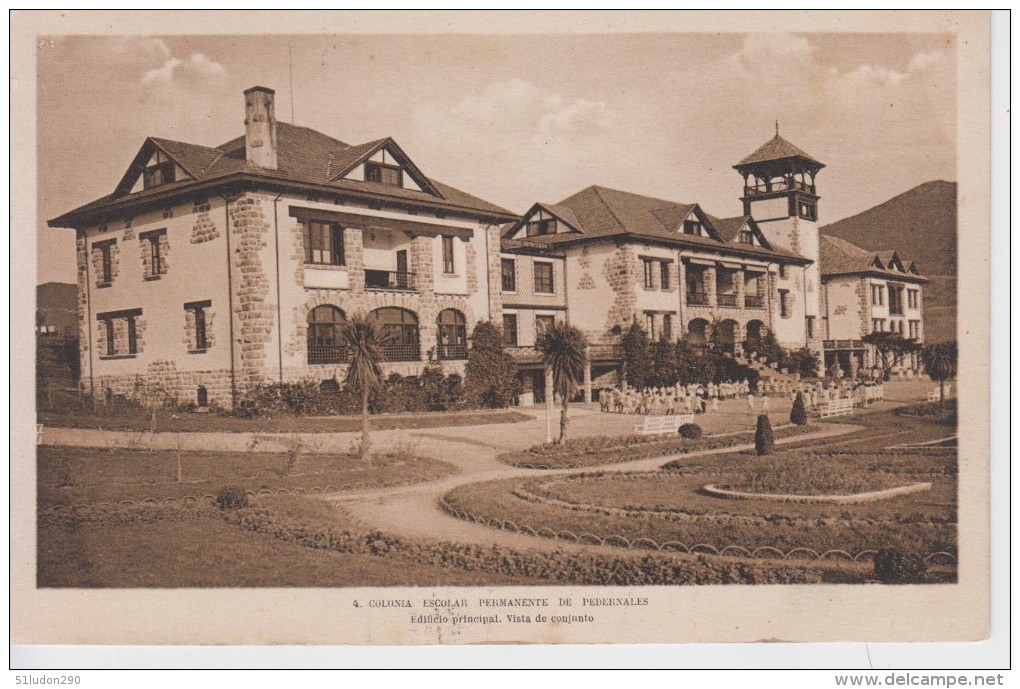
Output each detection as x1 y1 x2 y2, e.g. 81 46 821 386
717 293 739 308
744 294 765 309
687 292 710 306
436 343 468 361
824 339 866 350
380 342 421 362
744 179 815 197
365 269 416 291
308 344 349 365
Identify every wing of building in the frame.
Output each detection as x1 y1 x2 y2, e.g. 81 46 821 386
49 87 927 409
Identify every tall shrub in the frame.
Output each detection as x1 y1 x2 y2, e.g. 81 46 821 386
650 334 678 387
755 414 774 455
790 392 808 425
464 321 519 408
622 322 650 390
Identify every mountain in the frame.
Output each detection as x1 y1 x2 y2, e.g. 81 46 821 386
37 282 78 336
820 181 957 342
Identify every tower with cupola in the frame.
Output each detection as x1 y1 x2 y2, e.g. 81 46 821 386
733 127 825 353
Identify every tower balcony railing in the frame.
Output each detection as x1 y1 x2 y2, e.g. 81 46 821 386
716 293 739 308
743 180 816 197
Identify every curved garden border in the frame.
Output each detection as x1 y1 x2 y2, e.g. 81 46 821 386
702 481 933 505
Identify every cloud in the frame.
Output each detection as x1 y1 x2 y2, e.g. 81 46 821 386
141 51 226 90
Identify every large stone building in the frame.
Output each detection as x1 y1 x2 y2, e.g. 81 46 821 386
49 86 925 408
819 234 927 375
49 87 517 409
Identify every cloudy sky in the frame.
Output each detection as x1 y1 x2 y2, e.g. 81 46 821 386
37 31 955 283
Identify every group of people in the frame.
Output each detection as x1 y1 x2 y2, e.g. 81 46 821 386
597 378 885 417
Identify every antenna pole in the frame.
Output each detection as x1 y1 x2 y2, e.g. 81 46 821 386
289 45 295 123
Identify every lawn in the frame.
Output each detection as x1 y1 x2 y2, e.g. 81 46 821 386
443 410 958 565
38 398 531 434
37 501 541 587
38 446 457 508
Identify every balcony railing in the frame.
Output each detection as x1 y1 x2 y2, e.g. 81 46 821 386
744 294 765 309
687 292 710 306
365 269 416 291
717 293 739 307
744 179 815 197
824 339 866 350
308 344 349 365
380 342 421 362
436 343 468 360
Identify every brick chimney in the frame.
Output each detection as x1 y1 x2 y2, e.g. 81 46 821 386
243 86 278 170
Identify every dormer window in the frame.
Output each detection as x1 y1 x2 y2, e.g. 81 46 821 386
365 162 402 187
738 230 755 245
526 218 557 237
143 150 175 190
683 220 703 236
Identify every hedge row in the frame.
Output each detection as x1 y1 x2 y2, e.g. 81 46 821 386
224 504 836 585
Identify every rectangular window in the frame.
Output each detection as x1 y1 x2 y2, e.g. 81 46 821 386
779 289 790 318
143 151 175 190
139 230 167 279
660 261 671 290
442 235 455 274
798 201 816 221
907 289 919 309
97 308 142 357
642 259 655 289
501 258 516 292
872 319 885 332
534 262 554 294
365 162 402 186
502 314 518 346
662 314 673 341
682 220 702 235
185 300 212 352
94 240 115 286
805 315 815 339
779 264 788 279
908 320 919 339
888 286 903 315
525 218 556 237
645 313 656 339
738 230 755 245
535 315 555 337
303 221 345 266
872 284 885 306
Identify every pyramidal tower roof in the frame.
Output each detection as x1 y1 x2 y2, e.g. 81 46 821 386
735 130 824 169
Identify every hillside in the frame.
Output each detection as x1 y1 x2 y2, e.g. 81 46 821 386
821 180 957 342
37 282 78 335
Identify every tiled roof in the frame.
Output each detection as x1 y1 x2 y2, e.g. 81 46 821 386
513 185 807 263
535 202 584 233
51 122 515 225
705 214 750 243
736 133 823 167
820 235 925 279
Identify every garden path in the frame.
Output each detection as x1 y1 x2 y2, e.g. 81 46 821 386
327 422 861 554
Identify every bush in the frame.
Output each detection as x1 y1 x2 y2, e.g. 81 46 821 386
215 485 249 510
678 423 703 439
873 547 927 584
754 414 774 456
464 321 519 409
790 392 808 426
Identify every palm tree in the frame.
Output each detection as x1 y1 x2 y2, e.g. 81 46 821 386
340 312 386 459
921 341 958 408
536 322 588 444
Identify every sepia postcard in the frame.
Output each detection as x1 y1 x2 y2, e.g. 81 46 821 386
11 10 993 649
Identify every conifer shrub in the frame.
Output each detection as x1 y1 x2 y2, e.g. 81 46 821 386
790 392 808 426
678 423 703 439
215 485 249 510
754 414 774 455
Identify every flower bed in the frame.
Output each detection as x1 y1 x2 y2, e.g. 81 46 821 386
498 423 821 469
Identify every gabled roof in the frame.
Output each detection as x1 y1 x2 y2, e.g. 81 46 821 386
735 133 824 168
705 214 773 250
325 137 442 197
50 121 515 227
820 235 926 281
504 184 809 264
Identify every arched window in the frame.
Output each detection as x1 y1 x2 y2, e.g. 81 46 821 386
370 307 420 361
436 309 467 360
307 305 348 364
196 385 209 407
687 318 709 346
717 319 738 354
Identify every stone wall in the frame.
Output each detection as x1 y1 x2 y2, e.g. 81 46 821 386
602 244 638 335
75 231 90 388
95 360 234 409
485 226 504 322
228 192 275 389
190 200 220 244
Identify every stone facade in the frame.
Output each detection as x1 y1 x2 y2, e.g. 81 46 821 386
602 244 638 336
190 200 219 244
139 230 170 279
183 307 216 351
91 240 120 287
228 192 275 389
484 226 504 321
